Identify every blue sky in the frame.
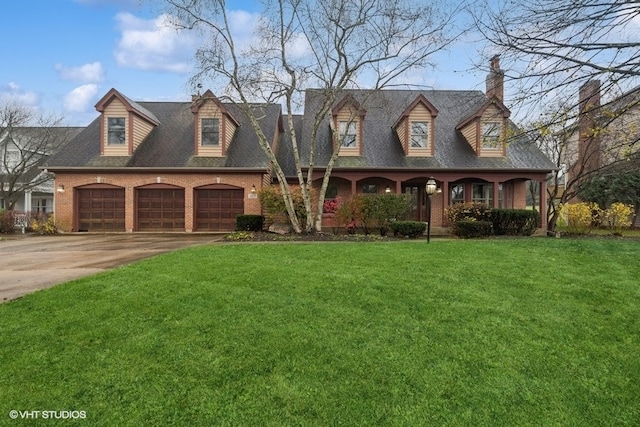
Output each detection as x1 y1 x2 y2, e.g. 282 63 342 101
1 0 487 126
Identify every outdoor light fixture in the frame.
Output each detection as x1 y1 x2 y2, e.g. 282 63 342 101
425 177 437 243
385 186 391 193
57 184 65 193
250 185 256 194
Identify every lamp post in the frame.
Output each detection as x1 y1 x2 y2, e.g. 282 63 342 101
425 177 437 243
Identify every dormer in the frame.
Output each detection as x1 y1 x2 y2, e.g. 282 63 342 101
191 89 240 157
95 88 160 156
456 97 510 157
393 94 439 157
332 94 366 156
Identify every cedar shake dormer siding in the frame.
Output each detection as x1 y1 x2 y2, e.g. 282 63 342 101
332 95 366 156
393 94 438 157
456 99 510 157
191 90 239 157
95 88 160 156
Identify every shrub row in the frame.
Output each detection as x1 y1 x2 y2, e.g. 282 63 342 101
491 209 538 236
390 221 426 238
334 193 412 236
446 203 538 238
456 220 493 238
236 214 265 231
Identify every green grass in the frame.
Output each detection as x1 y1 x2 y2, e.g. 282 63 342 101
1 239 639 426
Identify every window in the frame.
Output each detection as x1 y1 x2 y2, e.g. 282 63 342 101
472 183 493 206
410 121 429 148
362 184 378 194
34 199 48 214
451 184 464 204
339 121 357 148
325 185 338 199
201 118 220 146
107 118 126 145
481 122 501 149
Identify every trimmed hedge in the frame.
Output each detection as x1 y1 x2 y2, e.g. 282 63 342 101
455 220 493 238
490 209 538 236
390 221 426 238
236 214 265 231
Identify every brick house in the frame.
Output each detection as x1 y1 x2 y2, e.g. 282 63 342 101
562 80 640 225
45 57 554 233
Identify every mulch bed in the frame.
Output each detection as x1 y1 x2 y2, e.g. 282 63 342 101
225 231 429 242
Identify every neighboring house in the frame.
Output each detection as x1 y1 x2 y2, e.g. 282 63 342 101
563 80 640 225
45 57 554 233
0 127 81 215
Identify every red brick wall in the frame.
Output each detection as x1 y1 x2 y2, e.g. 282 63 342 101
513 180 527 209
54 172 265 232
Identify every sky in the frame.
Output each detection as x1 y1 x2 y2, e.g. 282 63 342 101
1 0 488 126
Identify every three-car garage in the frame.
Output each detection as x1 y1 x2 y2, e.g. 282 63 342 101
74 183 246 232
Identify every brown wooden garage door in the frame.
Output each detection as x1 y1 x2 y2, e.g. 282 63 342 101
77 187 125 232
195 188 244 231
137 188 185 231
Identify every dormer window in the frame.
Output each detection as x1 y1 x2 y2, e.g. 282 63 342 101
107 118 126 145
482 122 501 149
456 98 509 157
191 89 240 157
392 95 438 157
410 121 429 148
332 95 366 156
95 88 160 156
339 121 358 148
201 118 220 146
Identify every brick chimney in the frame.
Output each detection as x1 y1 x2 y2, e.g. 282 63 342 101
578 80 602 175
486 55 504 101
579 79 601 114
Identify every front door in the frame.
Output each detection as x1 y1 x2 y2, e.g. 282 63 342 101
402 185 426 221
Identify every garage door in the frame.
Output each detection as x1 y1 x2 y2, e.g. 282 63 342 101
137 188 185 231
195 188 244 231
77 187 125 232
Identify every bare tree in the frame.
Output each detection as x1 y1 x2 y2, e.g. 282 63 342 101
163 0 463 233
0 103 68 211
470 0 640 230
522 88 640 231
470 0 640 114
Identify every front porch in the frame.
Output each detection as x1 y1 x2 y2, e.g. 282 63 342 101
311 170 548 230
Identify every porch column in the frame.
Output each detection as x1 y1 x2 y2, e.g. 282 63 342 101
539 179 547 230
493 182 500 208
442 181 450 225
351 180 357 195
395 180 401 194
24 190 32 213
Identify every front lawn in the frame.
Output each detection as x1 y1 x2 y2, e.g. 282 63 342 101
1 239 639 425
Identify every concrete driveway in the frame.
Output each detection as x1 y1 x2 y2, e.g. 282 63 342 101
0 233 223 303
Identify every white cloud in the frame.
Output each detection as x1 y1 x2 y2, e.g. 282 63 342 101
55 62 105 83
63 84 100 112
114 12 196 73
0 82 39 106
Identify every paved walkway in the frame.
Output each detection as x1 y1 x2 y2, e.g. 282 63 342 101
0 234 223 303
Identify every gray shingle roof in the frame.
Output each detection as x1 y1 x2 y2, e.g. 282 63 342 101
46 101 281 170
277 89 554 176
47 89 554 175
